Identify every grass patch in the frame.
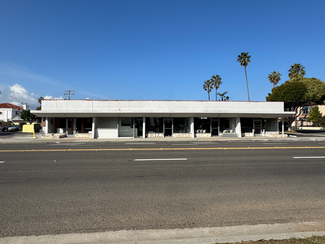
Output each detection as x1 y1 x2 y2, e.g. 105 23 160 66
215 235 325 244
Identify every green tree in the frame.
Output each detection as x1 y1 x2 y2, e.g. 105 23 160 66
287 78 325 104
266 81 307 129
217 91 228 101
268 71 282 87
320 116 325 127
203 80 213 101
21 110 36 123
288 63 306 80
307 106 322 126
210 75 222 101
36 96 44 110
266 81 307 111
237 52 251 101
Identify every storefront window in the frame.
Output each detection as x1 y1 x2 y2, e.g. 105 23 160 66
264 118 277 131
241 118 253 133
119 117 133 137
146 117 163 133
220 118 235 133
97 117 118 128
174 118 190 133
194 117 210 133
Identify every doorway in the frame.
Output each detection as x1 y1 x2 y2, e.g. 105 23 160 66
67 118 74 136
211 118 219 136
134 117 143 137
254 119 262 134
164 118 173 137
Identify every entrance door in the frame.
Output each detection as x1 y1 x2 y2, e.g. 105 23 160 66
211 118 219 136
67 118 74 136
164 119 173 137
254 119 262 134
134 118 143 137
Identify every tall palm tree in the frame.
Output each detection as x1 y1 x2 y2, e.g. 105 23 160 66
210 74 222 101
217 91 228 101
268 71 282 87
237 52 251 101
288 63 306 79
203 80 213 101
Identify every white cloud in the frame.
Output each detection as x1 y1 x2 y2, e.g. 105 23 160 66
44 95 63 100
0 84 38 109
9 84 38 108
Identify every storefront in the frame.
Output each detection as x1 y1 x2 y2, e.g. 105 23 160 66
32 100 294 139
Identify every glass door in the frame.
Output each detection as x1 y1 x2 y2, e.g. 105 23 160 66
67 118 74 136
134 117 143 137
164 118 173 137
211 118 219 136
254 119 262 134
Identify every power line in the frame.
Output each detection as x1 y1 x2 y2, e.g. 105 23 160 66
64 90 75 100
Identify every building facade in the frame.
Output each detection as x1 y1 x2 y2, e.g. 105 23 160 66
31 100 294 139
0 103 25 123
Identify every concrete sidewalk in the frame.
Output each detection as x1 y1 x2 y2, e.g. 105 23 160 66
1 132 325 144
1 221 325 244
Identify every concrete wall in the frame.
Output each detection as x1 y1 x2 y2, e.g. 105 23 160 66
318 105 325 116
41 100 285 115
96 128 118 139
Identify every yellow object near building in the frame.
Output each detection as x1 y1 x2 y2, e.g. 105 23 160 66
22 123 41 133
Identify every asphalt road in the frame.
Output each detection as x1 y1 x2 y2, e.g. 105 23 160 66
1 141 325 237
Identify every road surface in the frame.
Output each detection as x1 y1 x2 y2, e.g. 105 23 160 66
1 141 325 237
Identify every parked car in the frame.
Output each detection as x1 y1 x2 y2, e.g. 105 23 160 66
0 125 8 132
7 125 19 132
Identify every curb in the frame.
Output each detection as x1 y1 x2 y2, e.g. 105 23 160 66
1 221 325 244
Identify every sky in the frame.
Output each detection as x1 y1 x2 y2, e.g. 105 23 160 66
0 0 325 109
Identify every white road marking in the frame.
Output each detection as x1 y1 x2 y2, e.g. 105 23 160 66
0 161 5 163
294 156 325 159
263 143 287 144
172 144 193 145
193 142 218 144
48 143 89 146
135 158 187 161
125 143 156 145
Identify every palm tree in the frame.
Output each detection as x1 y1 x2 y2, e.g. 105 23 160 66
210 74 222 101
217 91 228 101
268 71 282 87
288 63 306 79
237 52 251 101
203 80 213 101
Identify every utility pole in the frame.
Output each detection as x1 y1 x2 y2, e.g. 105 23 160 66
64 90 75 100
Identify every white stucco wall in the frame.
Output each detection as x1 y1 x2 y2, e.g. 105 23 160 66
34 100 293 118
0 108 21 122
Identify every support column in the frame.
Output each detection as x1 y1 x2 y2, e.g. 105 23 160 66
92 117 96 139
73 118 76 135
143 117 146 138
235 117 242 137
282 118 284 136
190 117 194 138
65 118 68 135
45 117 49 135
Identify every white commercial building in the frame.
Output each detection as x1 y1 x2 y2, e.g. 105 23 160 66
32 100 294 139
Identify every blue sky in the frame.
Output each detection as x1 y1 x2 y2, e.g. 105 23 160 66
0 0 324 109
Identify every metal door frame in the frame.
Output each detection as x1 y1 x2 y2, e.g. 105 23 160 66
210 118 219 136
163 118 173 137
253 119 262 135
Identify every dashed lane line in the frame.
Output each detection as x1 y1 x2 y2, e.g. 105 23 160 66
293 156 325 159
135 158 187 161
